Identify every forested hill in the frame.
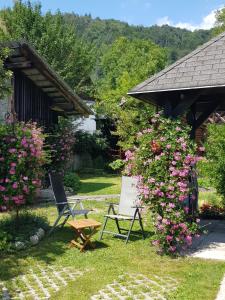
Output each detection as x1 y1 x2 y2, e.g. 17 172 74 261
64 13 213 62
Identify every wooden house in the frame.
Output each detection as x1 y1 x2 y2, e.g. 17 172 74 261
0 41 92 127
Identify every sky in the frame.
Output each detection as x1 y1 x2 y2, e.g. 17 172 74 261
0 0 225 31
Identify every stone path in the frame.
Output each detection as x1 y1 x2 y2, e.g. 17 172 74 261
90 273 178 300
216 274 225 300
0 265 88 300
187 220 225 260
68 194 120 201
38 188 120 203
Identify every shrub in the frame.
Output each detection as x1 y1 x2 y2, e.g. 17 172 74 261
124 112 202 255
0 211 49 252
109 159 125 171
200 203 225 219
0 121 48 212
64 172 81 193
47 118 75 173
204 124 225 204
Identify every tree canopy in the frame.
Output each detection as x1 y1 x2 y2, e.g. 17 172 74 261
95 37 167 149
0 1 95 96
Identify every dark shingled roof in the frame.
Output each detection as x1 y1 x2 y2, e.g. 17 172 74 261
128 31 225 95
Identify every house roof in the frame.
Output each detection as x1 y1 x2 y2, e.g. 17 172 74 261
128 31 225 96
4 41 92 116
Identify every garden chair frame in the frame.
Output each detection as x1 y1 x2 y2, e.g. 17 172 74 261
49 172 91 234
99 176 145 243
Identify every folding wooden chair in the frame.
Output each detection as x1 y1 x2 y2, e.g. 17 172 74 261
99 176 145 243
49 172 91 234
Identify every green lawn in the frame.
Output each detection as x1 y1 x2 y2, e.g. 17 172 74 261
0 176 225 299
78 174 121 195
0 199 224 300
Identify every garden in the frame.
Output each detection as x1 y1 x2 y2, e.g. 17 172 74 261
1 111 225 300
1 2 225 299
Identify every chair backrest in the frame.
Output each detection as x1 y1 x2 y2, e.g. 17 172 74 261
49 172 68 214
118 176 139 216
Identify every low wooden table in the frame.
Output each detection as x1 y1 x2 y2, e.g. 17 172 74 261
67 219 102 252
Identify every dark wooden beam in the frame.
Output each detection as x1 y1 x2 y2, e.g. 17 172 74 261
171 93 201 118
5 61 32 69
195 99 221 128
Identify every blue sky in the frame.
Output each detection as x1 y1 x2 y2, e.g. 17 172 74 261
1 0 225 30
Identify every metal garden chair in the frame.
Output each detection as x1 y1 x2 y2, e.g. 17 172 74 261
99 176 145 243
49 172 91 234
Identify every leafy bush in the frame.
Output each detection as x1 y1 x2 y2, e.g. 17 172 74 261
0 121 48 211
0 211 49 252
47 118 75 173
74 130 109 157
109 159 125 171
204 124 225 204
64 173 81 193
200 203 225 219
124 112 201 255
197 159 212 189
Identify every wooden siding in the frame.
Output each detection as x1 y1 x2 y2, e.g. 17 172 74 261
14 70 58 128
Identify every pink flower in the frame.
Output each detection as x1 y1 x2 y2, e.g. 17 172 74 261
185 235 192 245
12 182 18 189
166 235 173 242
10 162 16 167
184 206 189 214
148 178 155 183
9 148 16 154
168 203 175 208
152 240 160 246
0 157 4 162
0 185 6 191
9 169 16 175
166 144 171 149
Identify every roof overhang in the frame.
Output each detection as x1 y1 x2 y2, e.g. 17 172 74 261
3 41 92 116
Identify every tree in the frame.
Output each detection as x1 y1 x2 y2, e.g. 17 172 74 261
95 37 167 150
0 47 12 99
0 1 95 95
204 124 225 204
212 7 225 35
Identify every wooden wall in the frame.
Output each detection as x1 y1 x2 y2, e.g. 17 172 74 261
14 70 58 128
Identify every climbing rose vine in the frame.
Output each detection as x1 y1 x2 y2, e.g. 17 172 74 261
0 122 47 211
124 112 202 255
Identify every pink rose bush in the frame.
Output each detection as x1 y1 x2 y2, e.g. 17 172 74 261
0 122 47 211
124 112 202 255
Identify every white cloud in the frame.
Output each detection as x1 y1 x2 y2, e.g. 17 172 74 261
156 7 221 31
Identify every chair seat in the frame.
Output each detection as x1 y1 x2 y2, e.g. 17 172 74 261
105 214 135 220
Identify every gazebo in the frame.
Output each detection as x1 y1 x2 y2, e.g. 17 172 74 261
128 31 225 138
0 41 92 128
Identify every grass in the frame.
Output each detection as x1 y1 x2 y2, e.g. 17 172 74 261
78 174 121 195
0 175 225 299
0 200 224 300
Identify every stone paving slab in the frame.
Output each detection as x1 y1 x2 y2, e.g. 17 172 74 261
187 220 225 261
90 273 178 300
0 265 88 300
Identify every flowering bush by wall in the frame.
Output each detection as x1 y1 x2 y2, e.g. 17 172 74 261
0 121 47 211
47 118 75 173
124 112 202 254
